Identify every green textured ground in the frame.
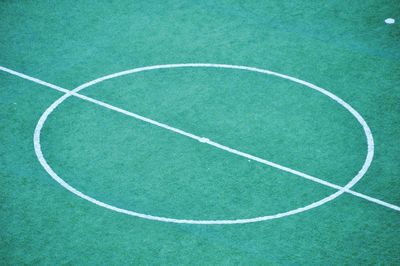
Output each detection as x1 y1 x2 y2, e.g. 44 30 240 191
1 1 399 264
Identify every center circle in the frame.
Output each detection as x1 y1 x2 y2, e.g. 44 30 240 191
34 63 374 224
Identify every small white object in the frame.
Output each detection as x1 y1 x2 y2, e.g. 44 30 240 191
385 18 395 24
199 137 210 143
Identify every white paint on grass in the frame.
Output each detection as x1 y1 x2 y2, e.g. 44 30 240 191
199 137 210 143
1 64 399 225
385 18 395 24
0 66 68 93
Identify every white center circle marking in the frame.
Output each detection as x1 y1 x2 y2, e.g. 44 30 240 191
34 64 374 224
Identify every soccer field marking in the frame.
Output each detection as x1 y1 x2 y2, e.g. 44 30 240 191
1 65 399 225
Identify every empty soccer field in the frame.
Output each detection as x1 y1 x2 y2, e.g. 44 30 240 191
1 1 399 264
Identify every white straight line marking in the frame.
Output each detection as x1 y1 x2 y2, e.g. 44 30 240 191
0 66 69 93
346 190 400 211
1 65 399 213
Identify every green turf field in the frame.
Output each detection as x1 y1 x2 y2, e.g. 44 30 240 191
1 1 399 264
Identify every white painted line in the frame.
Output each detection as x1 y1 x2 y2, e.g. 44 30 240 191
0 66 69 94
1 64 399 224
37 89 345 192
346 189 400 211
73 93 202 141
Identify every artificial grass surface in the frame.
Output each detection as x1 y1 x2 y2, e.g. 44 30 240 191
1 0 399 264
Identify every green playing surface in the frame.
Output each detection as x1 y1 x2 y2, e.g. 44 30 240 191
1 1 399 264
